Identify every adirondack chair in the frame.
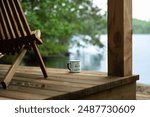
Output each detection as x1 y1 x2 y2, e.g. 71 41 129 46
0 0 48 89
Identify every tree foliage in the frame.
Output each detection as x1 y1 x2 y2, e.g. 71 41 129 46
133 19 150 34
21 0 106 57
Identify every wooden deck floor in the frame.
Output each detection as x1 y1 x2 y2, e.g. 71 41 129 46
0 64 139 100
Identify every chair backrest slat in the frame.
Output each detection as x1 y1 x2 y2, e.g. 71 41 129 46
0 2 10 40
0 0 32 39
0 0 33 54
13 0 31 35
0 0 14 39
9 0 27 37
0 19 5 40
4 0 20 38
0 22 5 53
0 1 11 54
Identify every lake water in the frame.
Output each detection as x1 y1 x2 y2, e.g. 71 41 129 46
132 35 150 85
46 34 150 85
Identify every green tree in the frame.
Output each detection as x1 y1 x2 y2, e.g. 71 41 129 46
133 19 150 34
21 0 106 57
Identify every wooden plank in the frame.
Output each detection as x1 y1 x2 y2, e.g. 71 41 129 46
0 65 139 99
13 70 135 85
108 0 132 76
0 96 15 100
0 72 138 93
1 76 83 93
10 81 81 93
14 73 106 85
15 68 106 79
8 85 66 97
0 74 138 100
10 77 92 91
81 82 136 100
0 65 107 84
0 64 138 86
1 48 27 88
0 89 49 100
12 77 93 88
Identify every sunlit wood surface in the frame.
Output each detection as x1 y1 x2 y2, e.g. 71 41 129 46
0 64 138 100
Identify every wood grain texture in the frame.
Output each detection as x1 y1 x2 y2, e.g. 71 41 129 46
0 65 139 100
81 82 136 100
108 0 132 76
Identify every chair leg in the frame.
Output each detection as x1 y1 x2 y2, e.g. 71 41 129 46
32 42 48 78
1 48 27 89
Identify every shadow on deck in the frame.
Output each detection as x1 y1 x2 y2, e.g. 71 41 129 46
0 64 139 100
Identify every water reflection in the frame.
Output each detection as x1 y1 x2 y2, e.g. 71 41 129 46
44 46 105 71
69 35 106 71
69 47 104 71
44 35 106 71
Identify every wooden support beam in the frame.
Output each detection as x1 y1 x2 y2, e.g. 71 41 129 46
108 0 132 76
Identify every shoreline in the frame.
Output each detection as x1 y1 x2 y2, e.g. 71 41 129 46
136 83 150 100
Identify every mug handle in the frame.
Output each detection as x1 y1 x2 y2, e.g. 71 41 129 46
67 62 71 71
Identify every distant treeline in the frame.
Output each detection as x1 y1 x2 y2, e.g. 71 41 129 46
133 19 150 34
100 18 150 34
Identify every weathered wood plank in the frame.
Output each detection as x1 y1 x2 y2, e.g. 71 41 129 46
0 74 138 95
10 80 84 92
81 82 136 100
0 68 136 87
0 65 138 100
0 96 15 100
108 0 132 76
0 64 138 86
9 85 66 97
0 65 106 80
0 90 49 100
12 77 93 89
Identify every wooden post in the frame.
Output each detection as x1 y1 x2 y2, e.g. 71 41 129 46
108 0 132 76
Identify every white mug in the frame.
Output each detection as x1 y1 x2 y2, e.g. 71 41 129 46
67 60 81 73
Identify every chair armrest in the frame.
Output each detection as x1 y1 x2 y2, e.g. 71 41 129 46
31 30 43 44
